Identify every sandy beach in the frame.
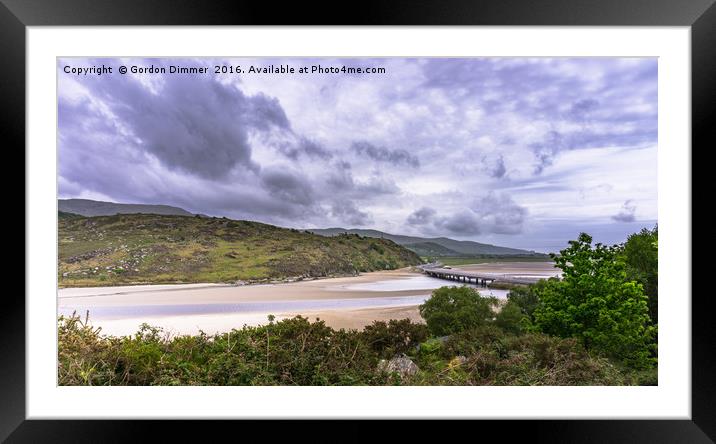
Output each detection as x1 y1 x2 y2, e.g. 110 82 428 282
287 305 424 330
58 269 426 306
59 268 432 335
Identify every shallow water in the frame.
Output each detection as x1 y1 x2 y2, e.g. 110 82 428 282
59 274 509 321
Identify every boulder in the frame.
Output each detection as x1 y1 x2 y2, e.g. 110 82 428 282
377 354 419 378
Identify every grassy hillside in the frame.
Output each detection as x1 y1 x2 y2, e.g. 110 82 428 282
58 214 422 287
311 227 543 256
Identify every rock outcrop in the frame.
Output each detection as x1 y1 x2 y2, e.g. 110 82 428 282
377 354 419 378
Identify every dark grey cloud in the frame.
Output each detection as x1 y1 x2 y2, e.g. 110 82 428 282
178 186 319 221
530 130 566 175
330 201 372 226
275 136 333 160
407 207 437 225
612 200 637 222
406 193 527 236
490 155 507 178
260 168 316 206
59 60 295 180
351 141 420 168
242 92 291 131
438 211 483 235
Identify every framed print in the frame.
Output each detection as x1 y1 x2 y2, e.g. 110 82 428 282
6 0 714 441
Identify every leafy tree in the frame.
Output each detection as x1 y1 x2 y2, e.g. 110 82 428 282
622 225 658 324
531 233 656 369
495 300 527 334
506 283 544 321
419 286 497 336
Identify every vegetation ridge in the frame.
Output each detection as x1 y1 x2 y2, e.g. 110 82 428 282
58 213 422 287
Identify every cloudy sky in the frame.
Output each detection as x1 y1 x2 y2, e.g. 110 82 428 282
58 57 657 252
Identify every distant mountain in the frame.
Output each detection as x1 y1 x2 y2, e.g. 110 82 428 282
310 228 540 256
402 242 462 257
58 199 193 217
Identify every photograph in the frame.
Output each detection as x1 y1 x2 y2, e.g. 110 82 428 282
57 56 659 387
6 0 710 437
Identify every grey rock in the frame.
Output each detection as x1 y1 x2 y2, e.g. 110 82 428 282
377 354 419 378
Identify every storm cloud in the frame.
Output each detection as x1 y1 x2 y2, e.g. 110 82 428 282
612 200 637 222
330 201 372 226
59 64 293 180
407 207 437 225
406 193 528 236
260 168 316 206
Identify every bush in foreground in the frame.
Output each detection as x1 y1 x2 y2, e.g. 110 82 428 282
424 326 626 385
58 311 651 386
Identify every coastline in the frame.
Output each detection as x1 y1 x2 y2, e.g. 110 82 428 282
57 262 557 336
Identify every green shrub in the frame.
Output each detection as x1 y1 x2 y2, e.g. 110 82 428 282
441 325 504 358
419 286 498 336
506 283 542 321
361 318 428 358
495 301 527 335
369 242 385 255
437 329 624 386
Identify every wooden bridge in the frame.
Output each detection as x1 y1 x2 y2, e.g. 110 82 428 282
418 263 541 287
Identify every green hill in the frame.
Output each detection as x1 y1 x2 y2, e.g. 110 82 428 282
310 228 541 256
58 214 422 287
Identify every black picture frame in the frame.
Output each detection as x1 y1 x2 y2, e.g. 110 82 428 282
5 0 713 441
